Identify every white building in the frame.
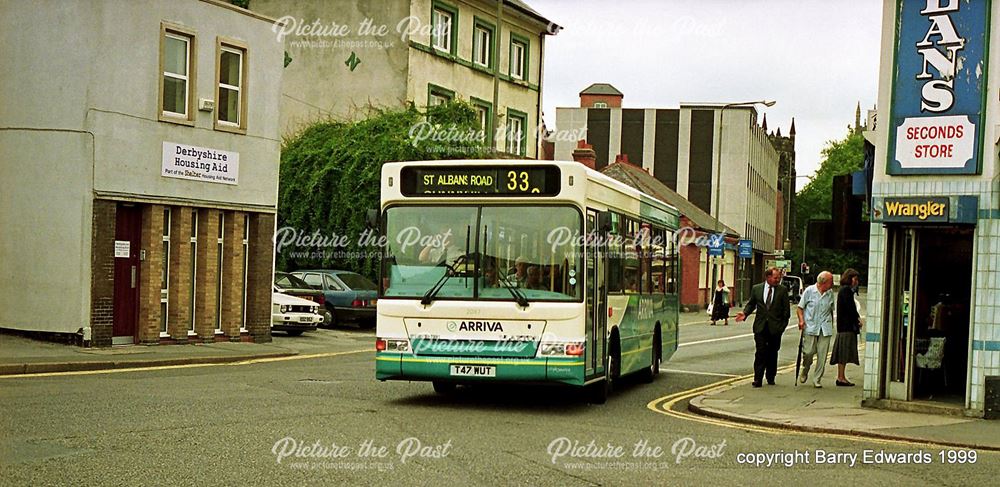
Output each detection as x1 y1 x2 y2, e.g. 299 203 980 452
0 0 284 346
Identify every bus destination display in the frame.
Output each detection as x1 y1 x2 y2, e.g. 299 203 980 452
401 166 560 196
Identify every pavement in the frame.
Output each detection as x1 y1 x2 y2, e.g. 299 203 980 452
688 335 1000 451
0 332 303 375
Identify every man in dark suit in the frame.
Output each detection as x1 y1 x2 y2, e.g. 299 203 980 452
736 267 791 387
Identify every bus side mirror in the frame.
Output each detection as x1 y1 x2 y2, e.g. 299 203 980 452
597 211 612 233
366 209 380 228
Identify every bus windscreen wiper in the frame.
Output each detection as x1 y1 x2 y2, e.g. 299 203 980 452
495 266 529 307
421 226 471 305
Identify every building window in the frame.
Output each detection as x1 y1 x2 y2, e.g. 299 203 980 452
510 35 528 80
216 213 225 332
471 98 493 145
431 2 457 55
505 109 527 156
241 214 249 331
216 40 247 131
472 19 495 69
427 84 454 107
161 208 171 335
593 101 608 108
189 210 198 333
160 24 195 122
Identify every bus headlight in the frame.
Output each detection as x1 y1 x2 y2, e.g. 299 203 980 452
540 342 584 356
376 338 410 353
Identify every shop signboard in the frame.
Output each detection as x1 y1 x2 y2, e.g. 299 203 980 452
887 0 990 175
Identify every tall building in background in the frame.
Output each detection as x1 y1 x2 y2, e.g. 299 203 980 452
768 116 796 251
251 0 559 158
555 87 785 302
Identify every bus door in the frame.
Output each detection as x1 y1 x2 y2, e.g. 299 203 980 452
585 209 607 377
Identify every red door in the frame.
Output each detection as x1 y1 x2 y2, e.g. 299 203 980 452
113 204 142 344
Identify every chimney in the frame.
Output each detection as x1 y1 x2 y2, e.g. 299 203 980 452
572 140 597 169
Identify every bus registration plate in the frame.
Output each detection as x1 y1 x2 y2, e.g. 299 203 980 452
450 365 495 377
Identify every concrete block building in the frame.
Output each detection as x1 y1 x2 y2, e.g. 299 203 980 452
0 0 284 346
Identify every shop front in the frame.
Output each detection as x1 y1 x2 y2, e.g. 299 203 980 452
871 196 979 408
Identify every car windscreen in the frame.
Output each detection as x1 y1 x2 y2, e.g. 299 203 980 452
336 272 377 291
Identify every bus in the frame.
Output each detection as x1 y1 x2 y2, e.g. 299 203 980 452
374 160 680 403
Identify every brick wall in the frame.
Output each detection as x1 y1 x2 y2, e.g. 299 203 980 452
137 205 164 344
195 209 221 342
89 200 116 347
221 211 246 340
580 94 622 108
246 212 274 343
168 208 193 342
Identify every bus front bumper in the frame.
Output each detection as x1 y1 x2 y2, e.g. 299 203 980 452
375 353 586 386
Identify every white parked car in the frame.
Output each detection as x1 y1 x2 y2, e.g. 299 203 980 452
272 291 323 336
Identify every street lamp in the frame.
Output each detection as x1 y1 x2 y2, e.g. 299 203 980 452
712 100 775 304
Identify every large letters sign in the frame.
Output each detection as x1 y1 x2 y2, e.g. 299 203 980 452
888 0 990 175
162 142 239 185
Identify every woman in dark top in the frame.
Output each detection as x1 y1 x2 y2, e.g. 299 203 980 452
710 280 730 326
830 269 862 386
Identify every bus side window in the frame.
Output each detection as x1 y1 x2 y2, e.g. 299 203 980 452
607 213 624 294
623 218 639 294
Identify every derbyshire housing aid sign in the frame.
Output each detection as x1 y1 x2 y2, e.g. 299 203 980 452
888 0 990 175
162 142 239 185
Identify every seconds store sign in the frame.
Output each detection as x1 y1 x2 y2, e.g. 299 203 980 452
888 0 990 175
162 142 239 185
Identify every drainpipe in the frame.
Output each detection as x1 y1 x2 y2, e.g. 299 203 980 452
492 1 502 154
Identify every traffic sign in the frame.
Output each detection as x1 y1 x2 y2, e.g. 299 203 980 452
738 239 753 259
707 234 724 257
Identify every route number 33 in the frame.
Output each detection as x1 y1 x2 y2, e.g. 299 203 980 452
506 171 540 193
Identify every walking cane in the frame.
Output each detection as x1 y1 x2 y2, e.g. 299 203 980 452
794 327 804 387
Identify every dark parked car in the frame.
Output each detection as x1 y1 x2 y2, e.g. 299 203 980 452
274 272 333 325
292 270 377 327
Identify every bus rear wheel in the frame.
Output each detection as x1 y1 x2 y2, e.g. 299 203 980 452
641 331 661 383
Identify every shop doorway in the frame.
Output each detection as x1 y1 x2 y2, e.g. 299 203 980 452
112 204 142 345
883 226 972 405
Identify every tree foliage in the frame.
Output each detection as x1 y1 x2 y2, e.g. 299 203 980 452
276 102 492 278
788 129 868 281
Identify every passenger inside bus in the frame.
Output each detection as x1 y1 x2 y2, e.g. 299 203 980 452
525 266 543 290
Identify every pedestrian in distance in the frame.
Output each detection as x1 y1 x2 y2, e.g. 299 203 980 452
830 269 862 386
710 279 730 326
796 271 835 388
736 267 791 388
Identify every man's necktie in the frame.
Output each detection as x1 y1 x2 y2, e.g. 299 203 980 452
765 286 773 308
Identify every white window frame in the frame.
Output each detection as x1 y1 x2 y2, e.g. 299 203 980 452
506 116 525 156
593 101 608 108
510 41 525 80
215 39 248 133
432 7 453 52
473 25 491 68
160 208 171 337
160 28 194 121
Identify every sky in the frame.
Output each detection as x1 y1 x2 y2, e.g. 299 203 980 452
530 0 883 179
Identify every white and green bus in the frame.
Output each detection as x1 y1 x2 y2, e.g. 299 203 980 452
374 160 680 403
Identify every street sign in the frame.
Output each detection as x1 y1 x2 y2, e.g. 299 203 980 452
707 234 724 257
738 239 753 259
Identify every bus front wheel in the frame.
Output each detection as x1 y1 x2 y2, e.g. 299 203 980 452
432 381 456 394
